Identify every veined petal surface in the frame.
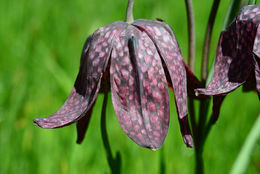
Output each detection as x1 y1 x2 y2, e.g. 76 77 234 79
110 25 170 150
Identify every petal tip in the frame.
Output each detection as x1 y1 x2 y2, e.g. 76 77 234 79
183 135 194 148
76 139 82 144
147 145 161 151
33 118 44 128
195 90 199 97
194 88 205 95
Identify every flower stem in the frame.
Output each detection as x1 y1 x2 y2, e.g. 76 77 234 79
195 147 204 174
185 0 196 72
101 92 121 174
185 0 197 139
199 0 221 145
201 0 220 83
184 0 203 173
126 0 134 23
184 0 201 172
189 1 221 174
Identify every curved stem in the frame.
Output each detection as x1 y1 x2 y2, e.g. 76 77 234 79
185 0 196 72
201 0 220 83
126 0 134 23
185 0 197 155
101 92 121 174
101 92 112 167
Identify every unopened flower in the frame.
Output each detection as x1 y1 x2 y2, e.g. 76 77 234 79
34 1 199 150
195 5 260 122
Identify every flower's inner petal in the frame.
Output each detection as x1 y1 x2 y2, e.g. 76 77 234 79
182 60 204 98
110 25 170 150
253 24 260 98
211 95 226 124
76 105 94 144
133 19 193 147
34 22 126 129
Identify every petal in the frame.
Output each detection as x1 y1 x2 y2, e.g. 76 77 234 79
196 6 260 96
242 71 257 92
253 24 260 98
254 56 260 98
110 25 170 150
133 19 193 147
76 105 94 144
182 60 204 98
211 95 226 124
34 22 126 128
196 21 253 95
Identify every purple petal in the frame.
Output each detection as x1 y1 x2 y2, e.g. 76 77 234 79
211 95 226 124
76 105 94 144
133 19 193 147
182 60 204 98
110 25 170 150
253 24 260 98
196 6 260 96
34 22 126 128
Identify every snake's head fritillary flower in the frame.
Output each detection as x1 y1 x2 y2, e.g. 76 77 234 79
195 5 260 123
33 0 200 149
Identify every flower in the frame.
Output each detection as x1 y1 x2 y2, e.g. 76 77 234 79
34 19 198 150
195 5 260 123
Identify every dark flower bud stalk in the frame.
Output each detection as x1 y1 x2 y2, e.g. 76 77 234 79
33 0 202 150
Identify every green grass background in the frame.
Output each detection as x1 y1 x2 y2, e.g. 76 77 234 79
0 0 259 173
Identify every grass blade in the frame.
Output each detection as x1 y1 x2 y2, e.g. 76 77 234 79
230 114 260 174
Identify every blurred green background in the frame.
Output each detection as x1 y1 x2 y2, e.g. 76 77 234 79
0 0 259 173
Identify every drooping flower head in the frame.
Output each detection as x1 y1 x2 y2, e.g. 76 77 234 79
195 5 260 123
34 1 198 150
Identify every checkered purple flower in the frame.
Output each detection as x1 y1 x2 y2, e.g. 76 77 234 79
195 5 260 123
34 19 198 150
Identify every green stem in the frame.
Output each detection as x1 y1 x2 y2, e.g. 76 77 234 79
248 0 256 4
195 147 204 174
160 149 166 174
184 0 196 71
184 0 197 147
184 0 202 173
201 0 220 83
101 92 121 174
192 1 221 174
126 0 134 23
223 0 241 29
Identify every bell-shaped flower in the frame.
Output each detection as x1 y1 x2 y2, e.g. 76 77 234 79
33 18 200 150
195 5 260 123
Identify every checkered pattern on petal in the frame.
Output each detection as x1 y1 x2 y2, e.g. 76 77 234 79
110 25 170 150
34 22 126 128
